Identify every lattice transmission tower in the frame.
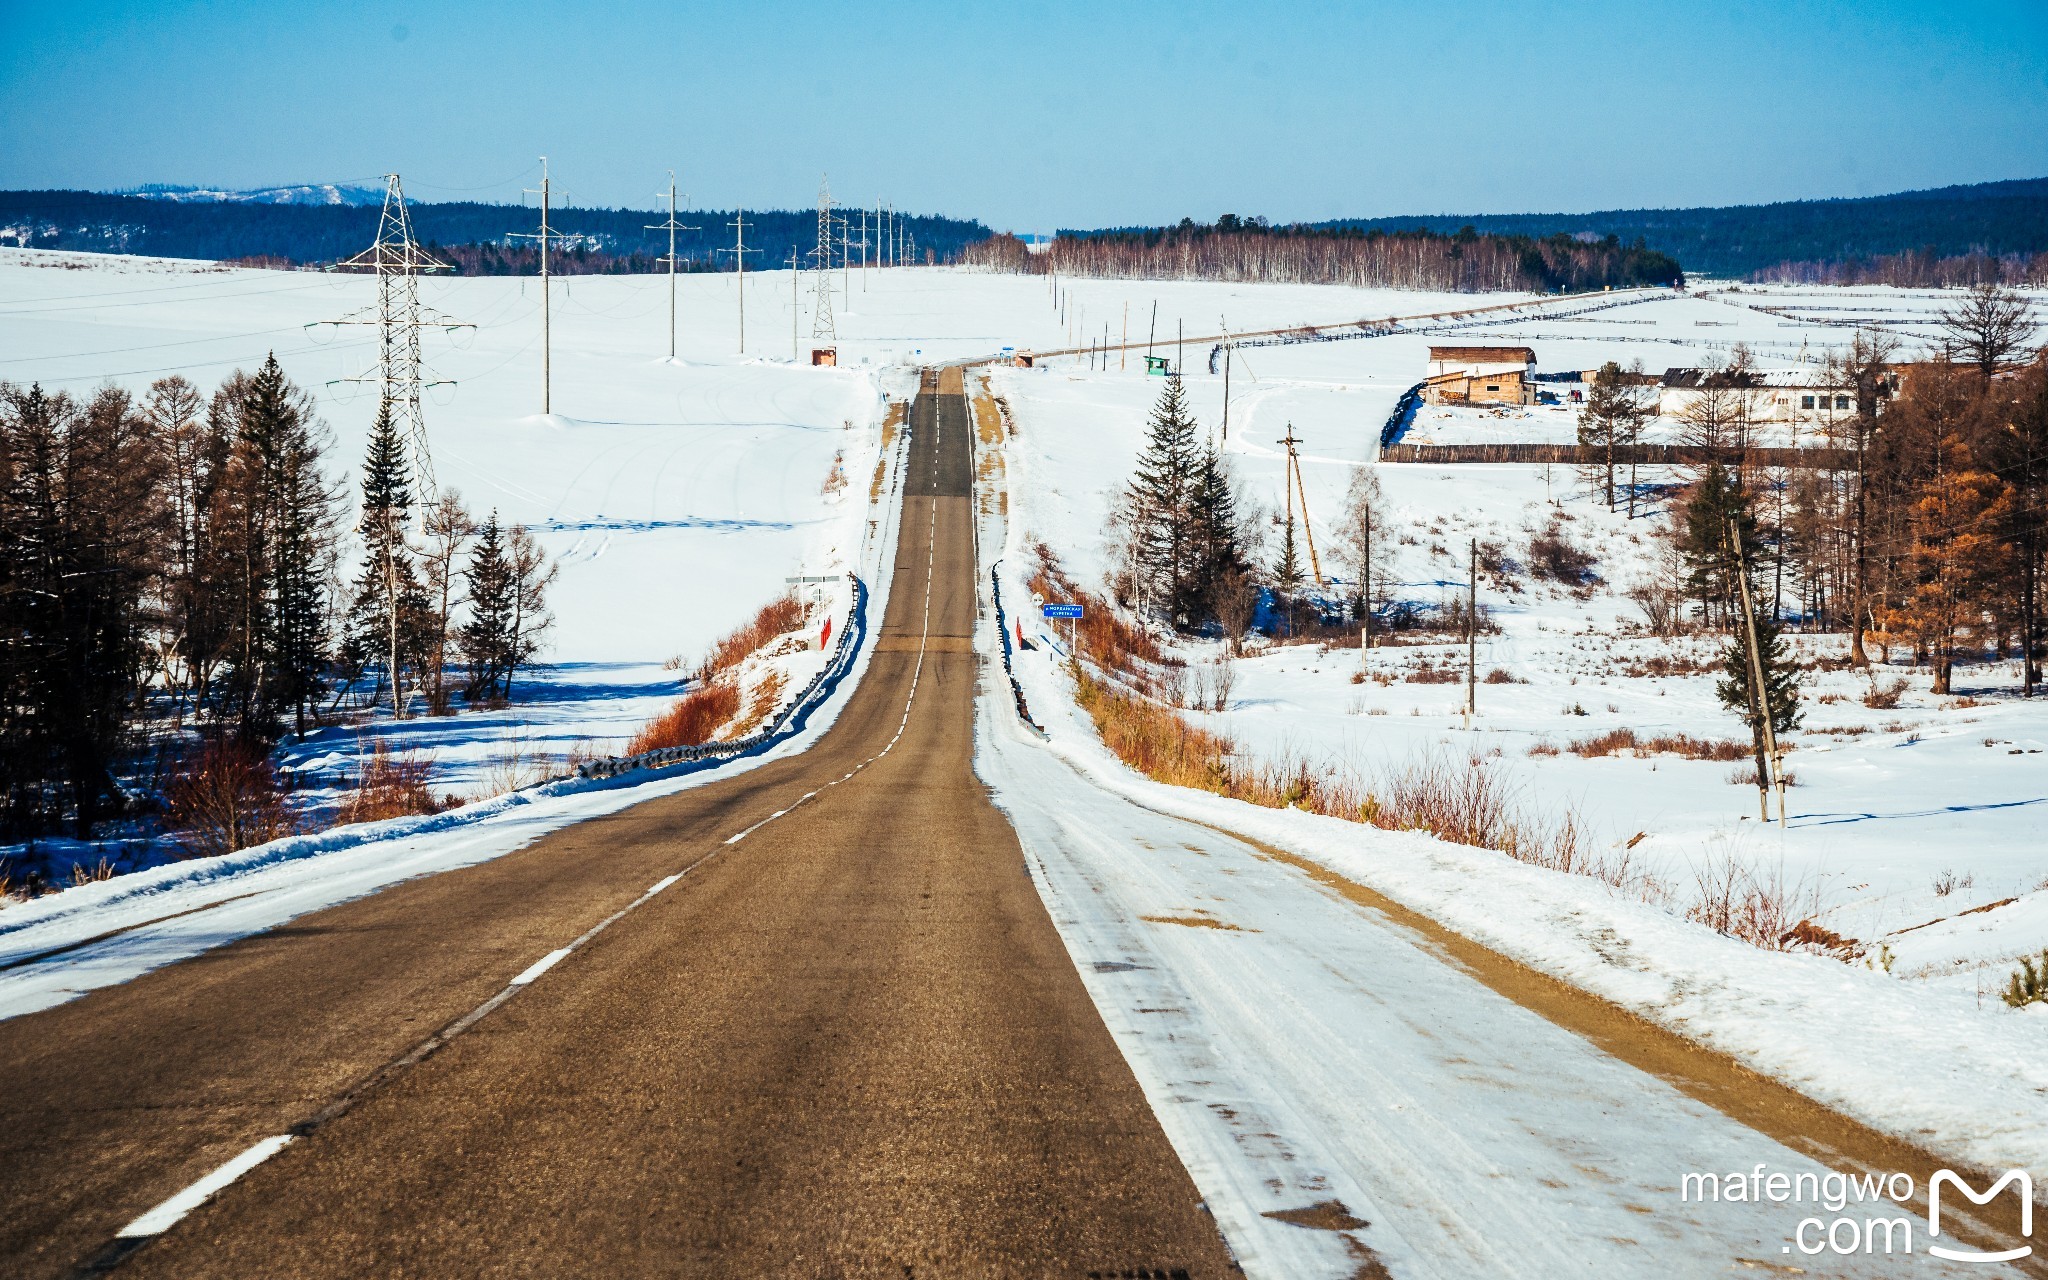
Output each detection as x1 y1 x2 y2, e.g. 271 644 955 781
810 175 837 341
324 173 470 496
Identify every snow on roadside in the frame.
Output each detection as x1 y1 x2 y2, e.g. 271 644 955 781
992 550 2048 1190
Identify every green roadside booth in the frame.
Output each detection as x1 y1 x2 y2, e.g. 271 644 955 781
1144 355 1172 376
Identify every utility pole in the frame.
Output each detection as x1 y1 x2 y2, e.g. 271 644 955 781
810 176 837 341
646 172 700 361
512 157 573 415
1120 301 1128 371
787 247 801 362
720 208 757 353
1465 536 1478 729
1278 424 1324 587
1177 319 1184 379
1222 333 1233 442
1147 301 1157 364
1730 516 1786 825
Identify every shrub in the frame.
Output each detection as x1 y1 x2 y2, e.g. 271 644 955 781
163 735 295 858
1529 522 1598 586
1685 851 1819 950
1862 677 1908 710
2004 950 2048 1008
1569 727 1749 761
627 682 743 754
1483 668 1524 684
336 739 444 825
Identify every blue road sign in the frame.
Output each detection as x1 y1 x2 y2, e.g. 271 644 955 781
1041 603 1084 620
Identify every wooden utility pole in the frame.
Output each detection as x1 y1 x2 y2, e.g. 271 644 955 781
1730 516 1786 825
1147 301 1157 363
1120 301 1128 371
1278 424 1324 586
1465 536 1478 729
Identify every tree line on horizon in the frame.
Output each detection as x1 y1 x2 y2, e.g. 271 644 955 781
0 190 988 275
963 219 1685 293
0 360 555 842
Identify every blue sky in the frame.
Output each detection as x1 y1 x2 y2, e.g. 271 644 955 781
3 0 2045 228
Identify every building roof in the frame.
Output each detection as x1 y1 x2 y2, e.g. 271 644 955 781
1428 345 1535 363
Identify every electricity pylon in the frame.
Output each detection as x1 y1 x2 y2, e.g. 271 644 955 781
810 176 837 341
646 172 700 360
510 158 578 414
323 173 469 497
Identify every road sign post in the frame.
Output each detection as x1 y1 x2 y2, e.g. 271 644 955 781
1041 602 1083 655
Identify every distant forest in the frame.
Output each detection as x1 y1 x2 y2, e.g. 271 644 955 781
964 220 1684 293
0 190 992 275
1066 178 2048 286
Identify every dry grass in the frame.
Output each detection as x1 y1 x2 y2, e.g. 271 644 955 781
336 739 445 825
722 670 788 741
1405 663 1463 684
702 596 805 681
1567 727 1749 761
627 683 742 754
1862 677 1908 709
1142 914 1250 931
1619 653 1717 678
472 732 546 800
820 449 847 496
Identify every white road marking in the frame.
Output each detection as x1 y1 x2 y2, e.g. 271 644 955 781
510 948 572 986
115 1135 295 1239
648 874 681 894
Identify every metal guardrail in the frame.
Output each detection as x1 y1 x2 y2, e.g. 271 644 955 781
989 562 1047 738
574 574 870 780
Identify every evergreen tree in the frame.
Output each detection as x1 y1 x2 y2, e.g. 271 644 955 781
1677 464 1755 627
1275 513 1303 596
1577 362 1643 510
1187 444 1245 623
345 399 427 716
216 354 336 741
1122 377 1203 624
461 510 516 702
1718 601 1803 755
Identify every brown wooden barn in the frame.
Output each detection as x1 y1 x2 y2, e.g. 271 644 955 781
1424 345 1536 405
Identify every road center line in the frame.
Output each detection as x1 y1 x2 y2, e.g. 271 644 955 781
71 387 952 1278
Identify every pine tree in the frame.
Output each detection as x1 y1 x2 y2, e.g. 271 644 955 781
1577 362 1643 510
216 354 336 741
1677 464 1755 627
1187 444 1245 625
462 510 516 703
1122 377 1203 624
1718 602 1803 746
345 398 426 717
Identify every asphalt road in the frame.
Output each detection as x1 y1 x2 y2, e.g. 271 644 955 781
0 370 1235 1279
